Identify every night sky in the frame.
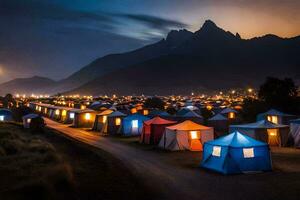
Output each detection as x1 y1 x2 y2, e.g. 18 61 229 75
0 0 299 83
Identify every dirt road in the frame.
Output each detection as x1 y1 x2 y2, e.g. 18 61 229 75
44 118 300 200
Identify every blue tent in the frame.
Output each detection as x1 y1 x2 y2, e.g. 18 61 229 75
201 131 272 174
0 109 13 122
121 113 149 136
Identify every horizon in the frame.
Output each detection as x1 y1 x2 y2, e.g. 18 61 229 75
0 0 300 84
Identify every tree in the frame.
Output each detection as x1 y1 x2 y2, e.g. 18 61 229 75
144 97 165 110
3 93 15 108
258 77 299 113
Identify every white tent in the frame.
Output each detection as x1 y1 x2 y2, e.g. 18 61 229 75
290 119 300 148
22 113 39 128
158 120 214 151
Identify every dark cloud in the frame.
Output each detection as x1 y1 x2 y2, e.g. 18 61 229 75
118 13 188 31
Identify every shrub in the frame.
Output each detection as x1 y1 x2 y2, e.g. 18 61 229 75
0 138 25 155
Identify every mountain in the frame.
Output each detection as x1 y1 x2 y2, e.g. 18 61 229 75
55 29 194 92
0 76 57 95
66 20 300 95
2 20 300 96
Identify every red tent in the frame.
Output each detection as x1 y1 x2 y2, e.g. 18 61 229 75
141 116 177 145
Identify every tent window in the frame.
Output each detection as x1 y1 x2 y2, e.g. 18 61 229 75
62 110 67 116
190 131 199 139
243 148 254 158
143 110 149 115
27 119 31 124
0 116 4 121
55 110 60 115
132 120 138 128
267 115 278 124
212 146 221 157
70 113 75 119
228 112 235 119
85 113 91 120
102 116 107 123
131 108 137 114
115 118 121 125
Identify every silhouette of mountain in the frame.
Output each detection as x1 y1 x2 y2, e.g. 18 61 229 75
0 76 57 95
66 20 300 95
2 20 300 95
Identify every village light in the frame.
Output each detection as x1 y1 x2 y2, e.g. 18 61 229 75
231 90 236 94
55 109 60 115
248 88 253 93
102 115 107 123
0 116 4 121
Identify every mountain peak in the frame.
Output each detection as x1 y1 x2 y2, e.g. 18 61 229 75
165 29 193 47
201 20 218 29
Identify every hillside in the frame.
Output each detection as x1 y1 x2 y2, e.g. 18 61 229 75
66 20 300 95
0 76 57 95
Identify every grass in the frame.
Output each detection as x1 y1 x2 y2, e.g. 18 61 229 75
0 123 157 200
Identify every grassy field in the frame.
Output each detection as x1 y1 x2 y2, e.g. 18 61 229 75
0 123 157 200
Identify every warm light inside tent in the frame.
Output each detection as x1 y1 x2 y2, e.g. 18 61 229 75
143 110 149 115
267 129 278 136
206 105 212 110
27 119 31 124
44 108 47 114
85 113 91 120
243 148 254 158
212 146 221 157
267 115 278 124
267 129 279 146
55 109 60 115
38 107 42 112
0 116 4 121
190 131 199 139
103 116 107 123
69 113 75 119
115 118 121 125
81 105 86 110
132 120 138 128
131 108 137 114
62 110 67 116
228 112 235 119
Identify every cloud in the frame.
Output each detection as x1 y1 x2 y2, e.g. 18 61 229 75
118 13 188 31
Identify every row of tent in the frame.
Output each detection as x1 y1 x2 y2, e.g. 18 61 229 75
28 103 300 148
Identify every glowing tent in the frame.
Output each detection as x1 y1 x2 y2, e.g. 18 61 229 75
257 109 296 125
201 131 272 174
22 113 39 128
158 120 214 151
93 110 127 134
290 119 300 148
72 109 97 128
121 113 149 136
220 108 237 120
140 116 177 145
0 109 13 122
230 120 289 147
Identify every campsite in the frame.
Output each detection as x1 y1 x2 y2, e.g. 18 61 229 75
1 1 300 199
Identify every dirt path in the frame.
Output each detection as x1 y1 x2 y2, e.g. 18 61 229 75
44 118 300 200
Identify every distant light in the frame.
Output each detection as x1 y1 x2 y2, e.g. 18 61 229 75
191 92 194 96
0 116 4 121
248 88 253 93
231 90 236 94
